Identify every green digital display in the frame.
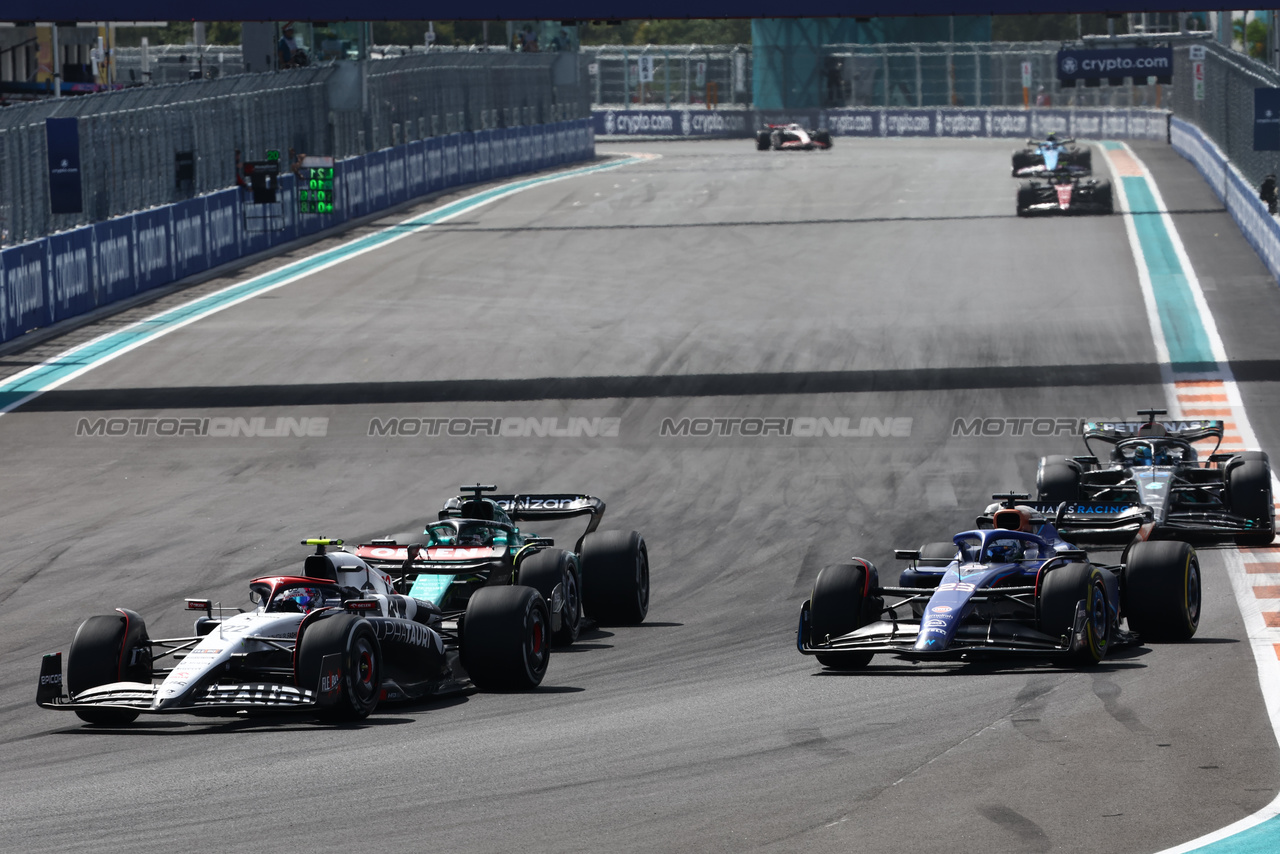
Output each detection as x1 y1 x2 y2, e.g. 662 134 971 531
297 166 336 215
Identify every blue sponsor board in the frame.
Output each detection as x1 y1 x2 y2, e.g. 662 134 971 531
132 207 174 292
205 190 240 267
1058 47 1172 84
405 140 427 198
475 130 493 181
387 146 408 206
93 216 136 305
46 117 84 215
46 227 94 323
459 132 477 185
426 137 444 193
444 136 460 186
2 240 49 337
344 157 368 220
366 150 389 212
1256 88 1280 151
937 110 986 137
595 108 753 137
882 110 935 136
171 198 209 281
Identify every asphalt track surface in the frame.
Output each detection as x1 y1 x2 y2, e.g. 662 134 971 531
1 137 1279 854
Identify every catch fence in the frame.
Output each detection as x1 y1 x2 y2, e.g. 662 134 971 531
581 45 752 108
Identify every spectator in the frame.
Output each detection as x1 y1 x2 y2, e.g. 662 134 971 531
1261 174 1278 214
278 23 305 68
1035 85 1052 106
521 24 539 53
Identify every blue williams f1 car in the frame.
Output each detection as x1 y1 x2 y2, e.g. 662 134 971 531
798 494 1201 669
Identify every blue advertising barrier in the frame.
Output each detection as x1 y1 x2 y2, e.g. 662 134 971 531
46 226 94 323
0 120 594 346
1 240 49 338
93 216 136 306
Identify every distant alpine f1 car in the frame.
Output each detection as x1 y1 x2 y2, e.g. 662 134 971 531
755 123 833 151
1034 409 1275 546
798 493 1202 669
37 539 551 725
1017 169 1113 216
1011 134 1091 177
353 485 650 647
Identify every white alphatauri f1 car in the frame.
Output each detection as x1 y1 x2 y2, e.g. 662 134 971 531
37 539 551 724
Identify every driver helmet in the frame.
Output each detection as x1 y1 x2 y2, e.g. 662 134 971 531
279 586 322 612
1132 444 1154 466
987 540 1023 563
1046 131 1058 143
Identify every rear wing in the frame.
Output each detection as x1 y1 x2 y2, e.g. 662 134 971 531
1082 418 1224 445
441 489 606 552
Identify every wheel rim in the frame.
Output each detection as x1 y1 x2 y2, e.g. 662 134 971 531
1185 555 1202 629
351 637 378 708
1087 581 1109 657
526 606 548 675
635 549 650 614
563 570 581 634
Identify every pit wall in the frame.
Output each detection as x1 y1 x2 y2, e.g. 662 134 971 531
592 107 1169 140
1170 116 1280 286
0 119 594 346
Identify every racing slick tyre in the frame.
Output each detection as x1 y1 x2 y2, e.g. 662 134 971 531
517 548 582 646
1067 145 1092 171
67 611 151 724
810 561 880 670
1011 151 1036 174
899 543 954 617
580 530 649 625
462 586 550 691
296 614 382 721
755 131 771 151
1122 540 1201 641
1227 459 1276 545
1037 455 1082 506
1095 179 1114 214
1037 562 1110 665
770 131 784 151
812 130 832 148
1016 182 1035 216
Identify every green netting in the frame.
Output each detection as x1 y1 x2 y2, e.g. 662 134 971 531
752 17 992 109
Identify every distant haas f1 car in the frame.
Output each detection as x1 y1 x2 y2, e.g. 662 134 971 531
798 493 1201 670
1017 170 1113 216
755 123 833 151
1035 409 1276 546
1011 134 1092 177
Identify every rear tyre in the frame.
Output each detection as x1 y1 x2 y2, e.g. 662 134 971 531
517 548 582 646
462 586 550 690
1011 151 1036 174
1037 455 1082 506
1228 459 1275 545
296 614 381 721
810 561 879 670
755 130 771 151
1016 182 1035 216
812 130 832 147
1123 540 1201 641
67 611 150 725
1037 563 1110 664
1068 145 1092 171
581 530 649 625
1095 179 1114 214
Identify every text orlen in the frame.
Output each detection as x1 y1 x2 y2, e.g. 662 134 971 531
77 417 329 437
659 416 912 438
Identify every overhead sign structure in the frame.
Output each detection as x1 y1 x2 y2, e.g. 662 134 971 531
1255 88 1280 152
1056 47 1173 87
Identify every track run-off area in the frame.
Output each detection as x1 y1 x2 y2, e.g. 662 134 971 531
2 137 1280 854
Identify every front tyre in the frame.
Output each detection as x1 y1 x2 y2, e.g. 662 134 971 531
581 530 649 625
1123 540 1201 641
462 586 551 690
1038 563 1110 665
810 561 879 670
1037 455 1082 506
755 131 771 151
67 610 150 725
1228 459 1275 545
296 614 382 721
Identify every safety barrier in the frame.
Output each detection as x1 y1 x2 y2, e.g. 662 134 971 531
1171 116 1280 286
0 119 594 346
593 107 1170 140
